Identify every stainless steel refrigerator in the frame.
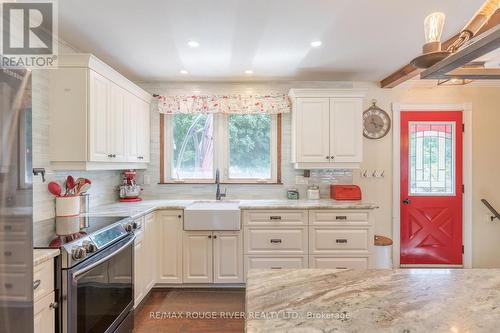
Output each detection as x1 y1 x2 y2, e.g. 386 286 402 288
0 67 34 333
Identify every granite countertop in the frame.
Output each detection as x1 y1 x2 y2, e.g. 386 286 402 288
89 199 378 219
245 268 500 333
33 249 59 266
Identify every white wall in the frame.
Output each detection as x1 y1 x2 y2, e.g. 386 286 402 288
139 80 500 268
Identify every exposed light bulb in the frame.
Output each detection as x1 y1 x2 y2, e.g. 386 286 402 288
424 12 445 44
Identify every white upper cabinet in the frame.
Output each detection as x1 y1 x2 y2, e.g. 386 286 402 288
329 97 363 163
295 98 331 163
49 54 152 170
88 70 111 162
289 89 366 169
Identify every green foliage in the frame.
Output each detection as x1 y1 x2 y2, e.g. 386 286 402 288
229 114 270 173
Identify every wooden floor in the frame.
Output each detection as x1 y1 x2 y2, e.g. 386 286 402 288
134 288 246 333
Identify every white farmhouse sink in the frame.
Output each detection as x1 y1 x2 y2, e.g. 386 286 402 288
184 201 241 231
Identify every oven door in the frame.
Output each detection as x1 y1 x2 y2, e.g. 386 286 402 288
65 234 134 333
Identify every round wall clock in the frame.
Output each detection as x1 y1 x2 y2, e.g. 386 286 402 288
363 101 391 139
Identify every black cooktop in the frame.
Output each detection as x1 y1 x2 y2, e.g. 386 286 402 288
34 216 129 248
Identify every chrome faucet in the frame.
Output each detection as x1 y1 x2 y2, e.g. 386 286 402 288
215 169 227 200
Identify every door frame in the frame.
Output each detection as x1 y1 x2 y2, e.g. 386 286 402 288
392 103 472 268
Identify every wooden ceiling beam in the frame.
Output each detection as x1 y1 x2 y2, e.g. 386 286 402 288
380 9 500 88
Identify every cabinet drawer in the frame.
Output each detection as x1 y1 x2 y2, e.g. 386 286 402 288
244 227 307 254
34 260 54 302
310 211 369 225
243 210 308 226
309 256 368 270
309 227 369 254
0 272 30 301
245 255 308 271
0 241 30 266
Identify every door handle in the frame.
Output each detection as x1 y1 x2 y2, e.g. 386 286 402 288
402 199 411 205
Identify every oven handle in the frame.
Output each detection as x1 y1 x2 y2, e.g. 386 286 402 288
71 235 135 279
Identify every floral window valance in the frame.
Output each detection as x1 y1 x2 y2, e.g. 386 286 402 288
155 94 290 114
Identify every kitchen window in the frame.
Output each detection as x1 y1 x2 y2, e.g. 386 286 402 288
161 113 280 184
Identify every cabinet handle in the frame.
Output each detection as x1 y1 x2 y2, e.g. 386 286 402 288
335 266 348 269
4 251 12 256
208 235 212 239
335 216 347 220
270 266 282 269
138 156 144 160
107 154 113 158
336 239 348 244
49 302 58 310
269 216 282 220
270 239 282 244
33 280 41 290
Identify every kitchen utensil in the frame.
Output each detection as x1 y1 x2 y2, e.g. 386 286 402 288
66 176 75 196
330 185 362 200
78 183 91 194
48 182 62 197
307 185 320 200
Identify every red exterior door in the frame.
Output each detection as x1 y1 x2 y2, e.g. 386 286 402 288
400 111 463 265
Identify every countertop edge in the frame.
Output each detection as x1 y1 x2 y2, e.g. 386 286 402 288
34 248 60 266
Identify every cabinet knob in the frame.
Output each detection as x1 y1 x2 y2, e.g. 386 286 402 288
325 156 330 159
330 156 334 159
208 235 212 239
177 215 182 218
49 302 58 310
213 235 217 239
107 154 113 158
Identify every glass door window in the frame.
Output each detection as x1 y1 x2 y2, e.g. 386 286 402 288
408 122 455 195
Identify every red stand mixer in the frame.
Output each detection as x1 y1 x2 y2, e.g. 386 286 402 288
119 170 142 202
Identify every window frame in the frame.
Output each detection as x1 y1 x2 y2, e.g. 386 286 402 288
161 113 280 184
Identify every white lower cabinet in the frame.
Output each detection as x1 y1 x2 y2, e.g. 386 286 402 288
309 256 369 270
183 231 243 284
244 255 308 272
213 231 243 284
157 211 183 284
134 212 158 308
33 258 56 333
133 221 145 307
34 291 56 333
183 231 213 283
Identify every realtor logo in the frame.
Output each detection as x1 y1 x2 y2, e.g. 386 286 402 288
1 0 58 68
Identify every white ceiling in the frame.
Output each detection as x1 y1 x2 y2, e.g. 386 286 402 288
59 0 484 82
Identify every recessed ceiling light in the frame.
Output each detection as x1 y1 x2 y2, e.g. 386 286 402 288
244 69 253 74
187 40 199 48
179 69 189 74
310 40 322 48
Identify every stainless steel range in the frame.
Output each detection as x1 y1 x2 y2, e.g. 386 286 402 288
35 216 139 333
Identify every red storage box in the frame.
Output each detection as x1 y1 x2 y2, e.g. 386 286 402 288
330 185 362 201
